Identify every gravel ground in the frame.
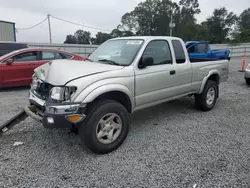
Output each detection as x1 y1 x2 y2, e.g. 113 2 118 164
0 57 250 188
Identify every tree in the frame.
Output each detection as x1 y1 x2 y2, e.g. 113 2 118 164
93 32 112 44
175 0 201 40
74 30 91 44
179 0 200 16
119 0 202 40
239 8 250 30
64 35 77 44
110 29 123 38
110 26 134 38
233 8 250 43
202 7 238 43
121 0 180 36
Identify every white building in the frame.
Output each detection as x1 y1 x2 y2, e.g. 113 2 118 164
0 20 16 42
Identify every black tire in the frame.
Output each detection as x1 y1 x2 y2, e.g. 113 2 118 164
195 80 218 111
79 100 129 154
246 78 250 86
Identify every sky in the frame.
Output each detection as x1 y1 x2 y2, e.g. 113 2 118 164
0 0 249 43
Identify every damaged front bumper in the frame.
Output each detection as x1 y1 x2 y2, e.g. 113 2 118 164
24 91 87 129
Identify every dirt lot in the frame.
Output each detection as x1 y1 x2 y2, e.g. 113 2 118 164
0 57 250 188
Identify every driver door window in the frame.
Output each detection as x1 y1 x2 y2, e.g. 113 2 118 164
142 40 172 66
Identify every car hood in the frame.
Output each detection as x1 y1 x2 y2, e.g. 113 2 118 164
34 59 124 85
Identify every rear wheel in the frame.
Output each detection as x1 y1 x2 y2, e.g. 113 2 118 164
246 78 250 85
195 80 218 111
79 100 129 154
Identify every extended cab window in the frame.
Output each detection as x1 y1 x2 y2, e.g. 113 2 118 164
172 40 186 64
42 51 63 60
13 51 38 62
142 40 172 66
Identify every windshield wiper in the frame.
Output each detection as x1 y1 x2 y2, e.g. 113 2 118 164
98 59 121 66
86 58 93 62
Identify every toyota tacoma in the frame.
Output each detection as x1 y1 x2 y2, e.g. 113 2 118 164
25 36 229 154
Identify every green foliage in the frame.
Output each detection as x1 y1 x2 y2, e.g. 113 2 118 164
239 8 250 30
75 30 91 44
64 35 77 44
64 30 91 44
202 7 238 43
120 0 203 40
64 2 250 44
64 25 135 44
121 0 178 36
231 8 250 43
93 32 112 45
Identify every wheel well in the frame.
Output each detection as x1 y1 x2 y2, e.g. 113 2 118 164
208 74 219 85
91 91 132 113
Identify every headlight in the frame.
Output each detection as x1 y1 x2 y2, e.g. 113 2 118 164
50 86 77 101
50 87 63 101
31 74 38 90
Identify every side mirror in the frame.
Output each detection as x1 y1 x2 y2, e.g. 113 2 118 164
5 58 14 65
139 56 154 68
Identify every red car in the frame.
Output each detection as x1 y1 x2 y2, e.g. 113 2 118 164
0 48 85 88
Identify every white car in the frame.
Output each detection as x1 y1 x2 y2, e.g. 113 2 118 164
244 63 250 85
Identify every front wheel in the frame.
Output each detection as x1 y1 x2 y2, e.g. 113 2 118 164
246 78 250 85
79 100 129 154
195 80 218 111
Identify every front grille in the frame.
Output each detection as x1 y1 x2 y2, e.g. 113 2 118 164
35 81 53 100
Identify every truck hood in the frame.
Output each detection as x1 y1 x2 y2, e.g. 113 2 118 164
34 60 124 85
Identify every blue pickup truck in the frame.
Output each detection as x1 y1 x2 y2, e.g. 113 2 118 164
185 41 230 62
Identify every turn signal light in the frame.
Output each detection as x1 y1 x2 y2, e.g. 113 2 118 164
65 114 85 123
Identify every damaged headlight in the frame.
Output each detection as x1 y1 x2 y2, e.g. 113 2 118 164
50 86 77 101
31 74 38 90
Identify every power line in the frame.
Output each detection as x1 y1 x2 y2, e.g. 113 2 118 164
50 14 112 32
16 17 48 30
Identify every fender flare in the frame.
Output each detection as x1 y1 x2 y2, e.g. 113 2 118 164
76 84 135 112
198 70 220 94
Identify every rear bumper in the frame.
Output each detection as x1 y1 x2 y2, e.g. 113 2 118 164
25 91 87 129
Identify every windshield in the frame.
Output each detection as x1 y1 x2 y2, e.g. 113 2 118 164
88 39 144 66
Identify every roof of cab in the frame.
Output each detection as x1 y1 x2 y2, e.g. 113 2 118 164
109 36 182 41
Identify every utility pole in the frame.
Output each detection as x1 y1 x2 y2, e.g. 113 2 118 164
47 14 52 43
169 9 175 36
170 14 173 36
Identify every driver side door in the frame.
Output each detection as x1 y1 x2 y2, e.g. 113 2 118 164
2 51 38 87
134 40 177 109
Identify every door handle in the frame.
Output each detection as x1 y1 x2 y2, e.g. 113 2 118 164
170 70 176 75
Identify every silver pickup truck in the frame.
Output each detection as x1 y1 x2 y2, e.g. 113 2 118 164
25 36 229 154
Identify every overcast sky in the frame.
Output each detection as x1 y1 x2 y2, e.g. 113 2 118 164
0 0 249 43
